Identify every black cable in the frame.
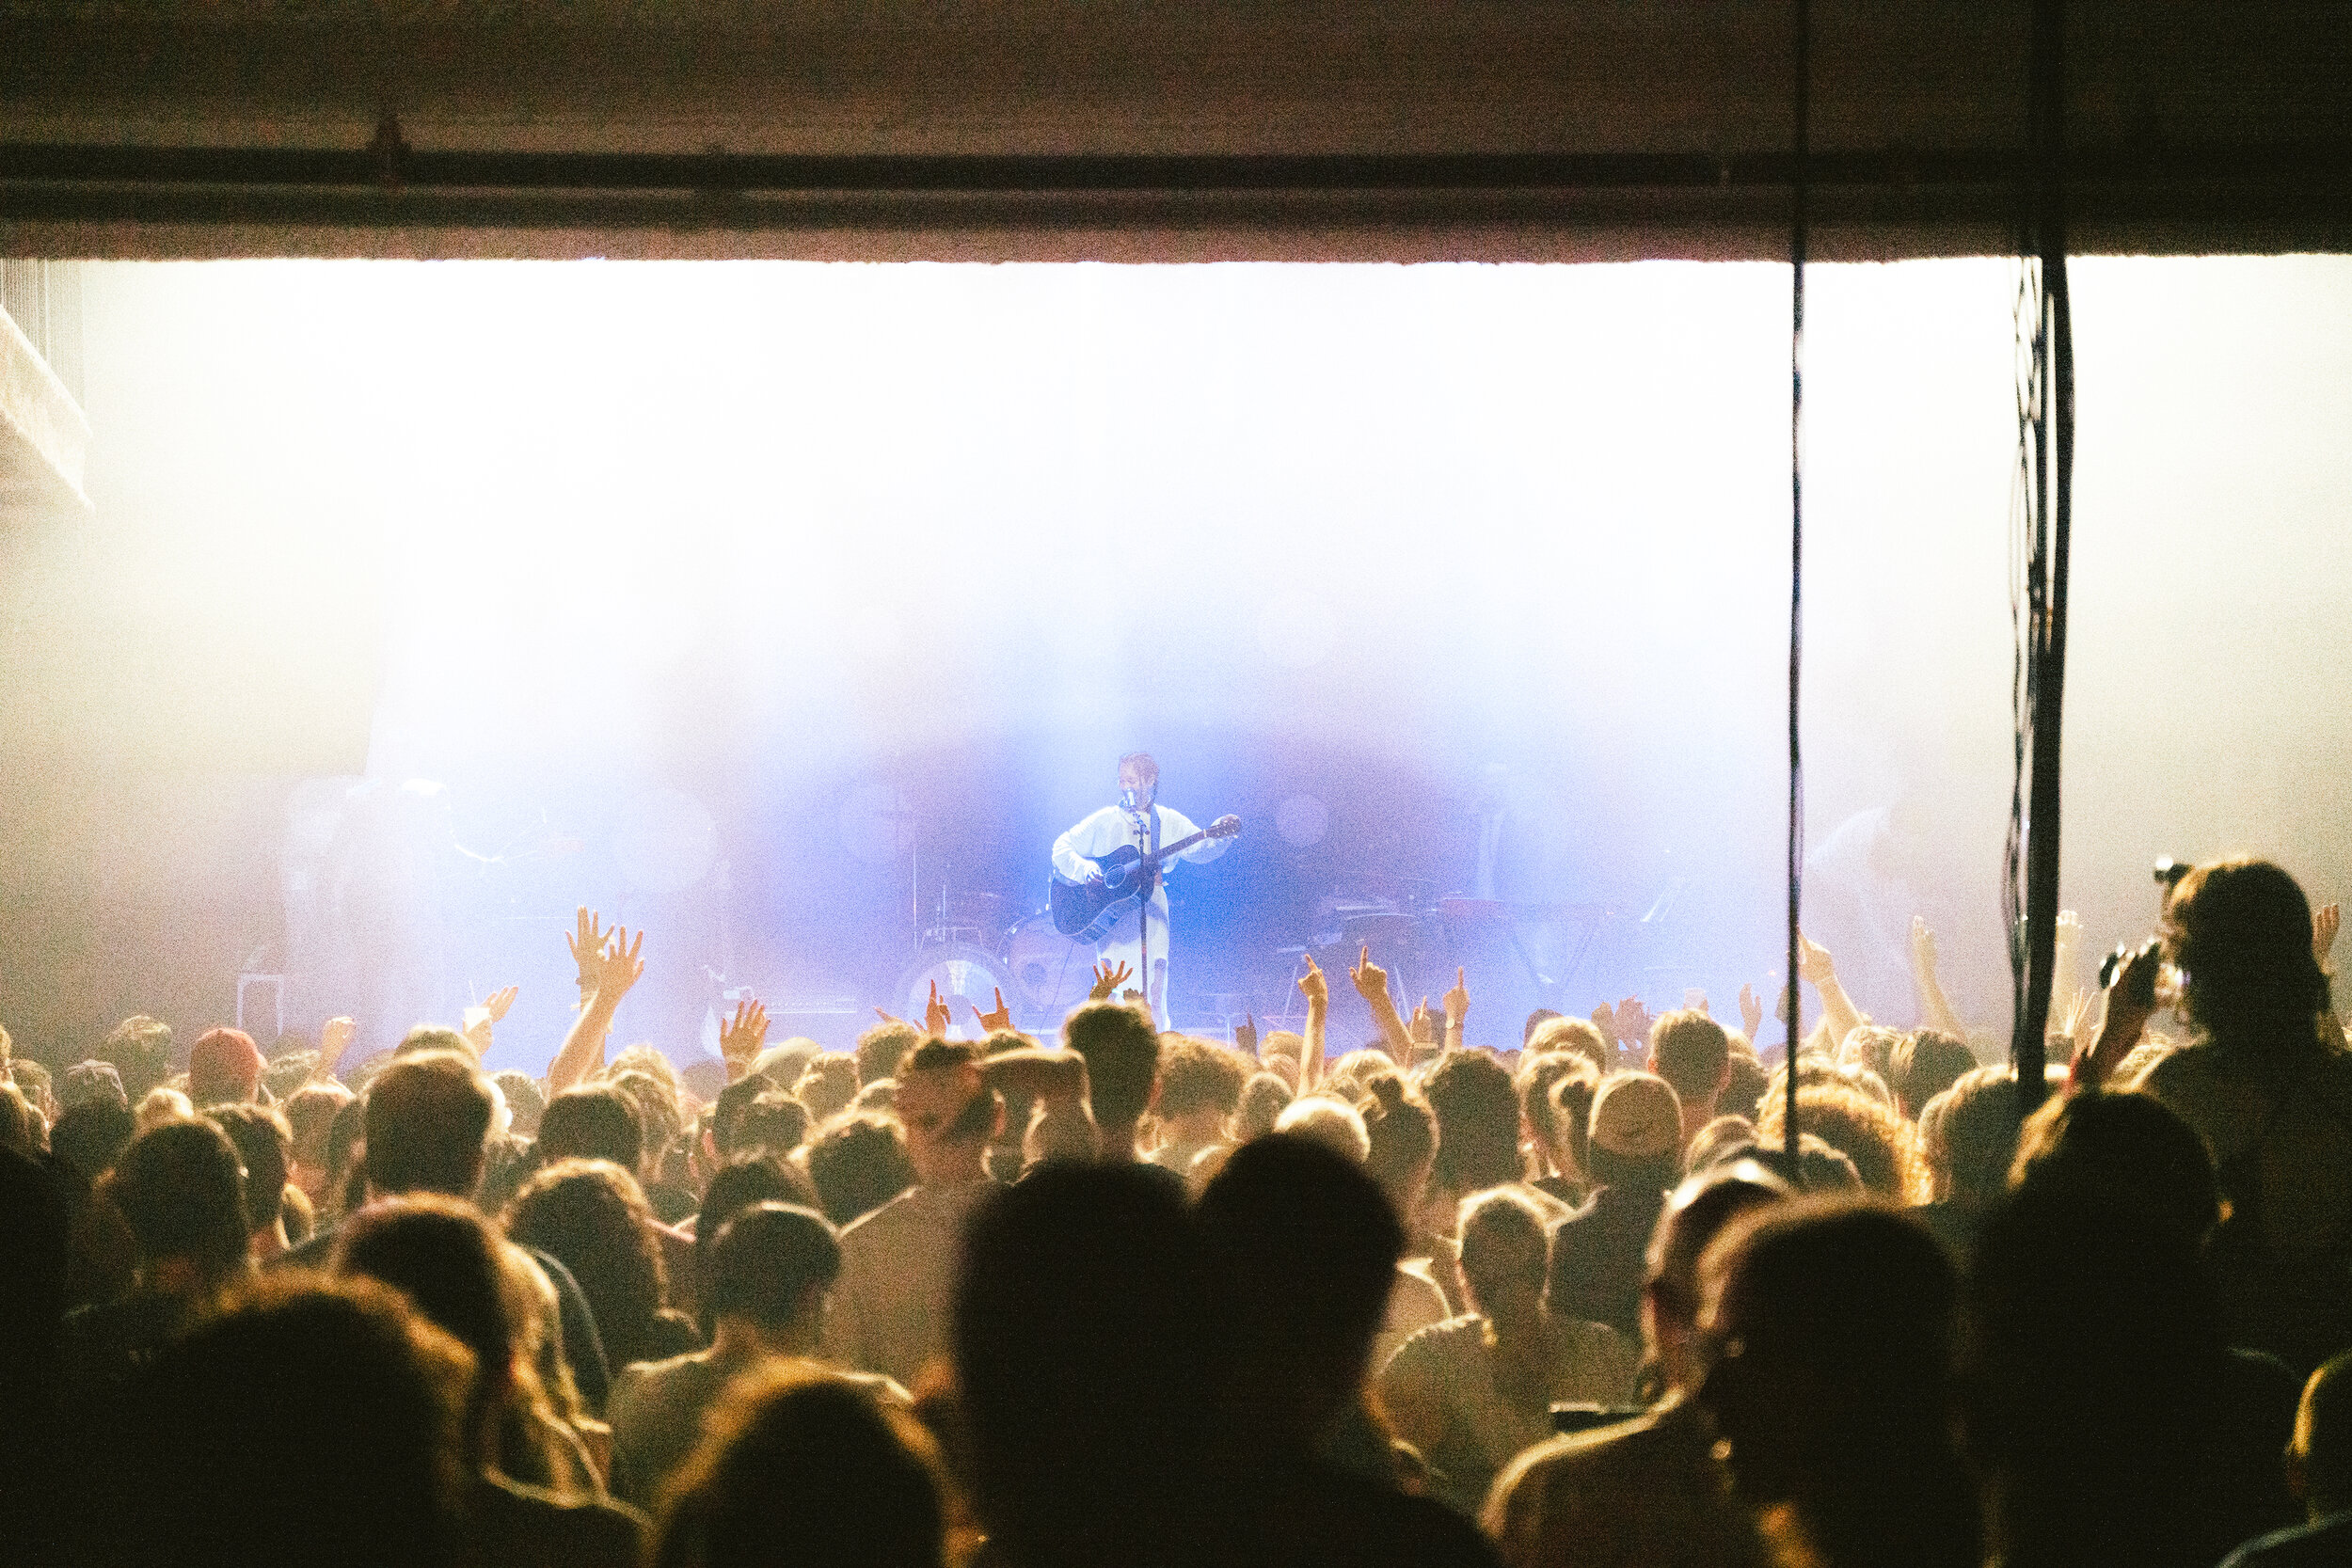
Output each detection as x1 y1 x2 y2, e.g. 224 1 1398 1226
1785 0 1810 1164
2011 0 2071 1111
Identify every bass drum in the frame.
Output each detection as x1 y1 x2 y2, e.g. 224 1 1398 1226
890 944 1018 1042
1008 913 1097 1019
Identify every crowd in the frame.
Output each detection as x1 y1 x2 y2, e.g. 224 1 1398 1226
3 855 2350 1568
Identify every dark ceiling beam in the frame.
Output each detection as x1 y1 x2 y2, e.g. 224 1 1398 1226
1 1 2346 260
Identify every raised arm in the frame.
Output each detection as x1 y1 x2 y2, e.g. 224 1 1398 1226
1908 917 1967 1037
1350 944 1413 1064
1089 959 1134 1004
548 921 644 1094
981 1044 1089 1104
1797 933 1867 1052
718 997 770 1085
1441 967 1469 1055
1297 955 1329 1091
2070 941 2158 1093
310 1014 358 1085
460 985 518 1060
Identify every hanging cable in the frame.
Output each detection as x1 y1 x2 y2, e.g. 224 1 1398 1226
2010 0 2073 1110
1784 0 1810 1164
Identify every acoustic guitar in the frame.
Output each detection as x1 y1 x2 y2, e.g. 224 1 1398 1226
1048 814 1242 943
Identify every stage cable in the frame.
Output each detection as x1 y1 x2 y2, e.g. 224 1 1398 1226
1784 0 1809 1164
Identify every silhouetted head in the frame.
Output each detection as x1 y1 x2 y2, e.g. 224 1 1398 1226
1962 1186 2220 1568
1423 1048 1522 1195
1697 1197 1968 1560
113 1117 249 1280
1927 1066 2026 1211
337 1194 521 1396
1459 1187 1549 1322
1889 1031 1978 1120
706 1203 841 1339
206 1102 292 1240
109 1275 470 1568
1586 1071 1683 1194
655 1366 946 1568
49 1097 135 1191
537 1084 644 1172
804 1111 915 1227
1198 1133 1403 1446
2009 1087 2218 1247
1062 1003 1160 1134
99 1016 173 1101
502 1157 670 1363
1650 1010 1732 1117
365 1051 495 1199
1358 1073 1437 1221
953 1163 1228 1568
189 1027 263 1108
2164 857 2334 1060
1642 1163 1790 1388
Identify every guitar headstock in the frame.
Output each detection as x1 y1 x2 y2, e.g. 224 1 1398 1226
1208 814 1242 838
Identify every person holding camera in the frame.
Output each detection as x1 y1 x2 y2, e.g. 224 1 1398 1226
2077 858 2352 1373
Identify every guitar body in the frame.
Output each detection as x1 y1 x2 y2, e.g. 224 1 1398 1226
1047 814 1241 946
1048 846 1156 943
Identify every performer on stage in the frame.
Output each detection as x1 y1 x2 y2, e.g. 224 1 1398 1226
1051 752 1234 1026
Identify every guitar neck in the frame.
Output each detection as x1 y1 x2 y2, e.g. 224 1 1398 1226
1142 828 1212 869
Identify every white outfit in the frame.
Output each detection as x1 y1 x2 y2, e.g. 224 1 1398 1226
1051 801 1231 1026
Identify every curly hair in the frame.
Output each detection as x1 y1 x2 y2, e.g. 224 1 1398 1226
502 1157 674 1367
1154 1038 1248 1121
1755 1082 1931 1203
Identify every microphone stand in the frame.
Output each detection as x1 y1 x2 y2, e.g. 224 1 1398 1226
1130 793 1156 1029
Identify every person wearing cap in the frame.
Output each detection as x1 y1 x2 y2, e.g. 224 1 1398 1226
1377 1187 1637 1516
1485 1164 1790 1568
1546 1072 1684 1341
188 1027 264 1108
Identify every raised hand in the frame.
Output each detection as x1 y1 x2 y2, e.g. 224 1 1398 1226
1349 943 1391 1004
461 983 520 1058
1612 995 1655 1047
589 927 646 1004
312 1015 358 1082
1409 998 1438 1047
971 986 1014 1035
567 907 614 994
873 1006 912 1027
1442 966 1470 1029
1233 1011 1259 1055
1296 955 1329 1009
1796 932 1836 985
1089 959 1135 1003
1121 989 1144 1004
1739 983 1764 1039
2319 902 2342 963
925 980 953 1037
719 998 770 1081
1590 1002 1616 1041
1908 915 1939 974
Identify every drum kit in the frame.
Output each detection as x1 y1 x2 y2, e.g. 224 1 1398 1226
888 887 1097 1037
